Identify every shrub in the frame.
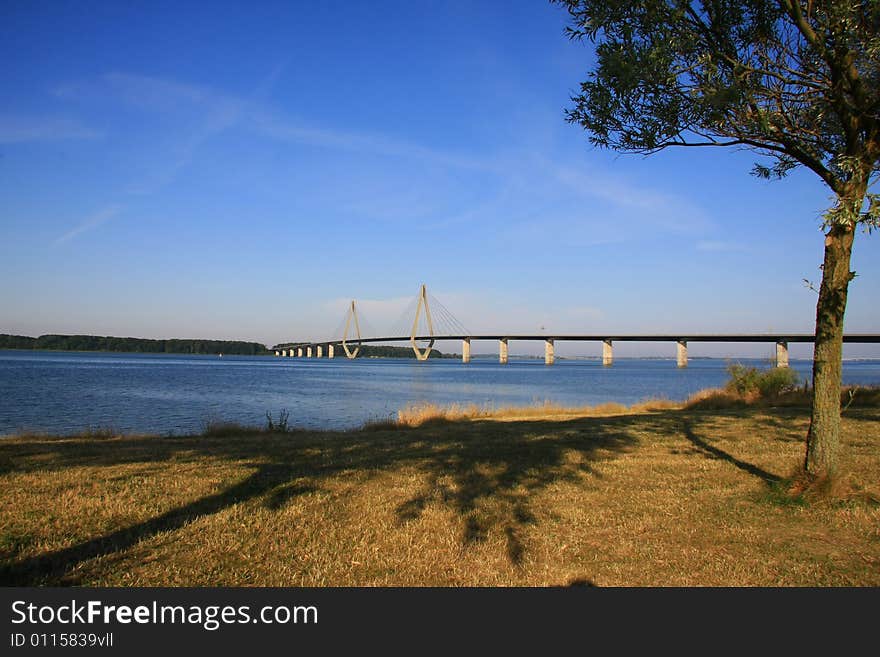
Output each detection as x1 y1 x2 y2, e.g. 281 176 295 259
265 409 291 432
724 363 800 399
724 363 760 396
756 366 800 397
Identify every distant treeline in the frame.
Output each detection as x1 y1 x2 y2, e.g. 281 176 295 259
273 344 448 359
0 334 270 355
353 345 446 359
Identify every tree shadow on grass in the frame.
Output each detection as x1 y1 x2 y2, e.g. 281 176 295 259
0 462 320 585
680 420 781 485
0 409 746 584
387 413 680 566
838 408 880 425
746 410 810 443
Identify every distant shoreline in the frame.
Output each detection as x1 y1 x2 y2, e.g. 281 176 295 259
0 333 270 356
3 348 879 362
0 335 446 359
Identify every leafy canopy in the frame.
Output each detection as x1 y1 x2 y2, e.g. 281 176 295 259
554 1 880 227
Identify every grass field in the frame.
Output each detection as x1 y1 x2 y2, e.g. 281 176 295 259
1 401 878 586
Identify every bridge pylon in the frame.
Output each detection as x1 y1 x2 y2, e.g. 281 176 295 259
342 300 362 359
410 283 435 361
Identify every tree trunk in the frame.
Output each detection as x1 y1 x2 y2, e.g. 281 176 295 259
804 217 856 480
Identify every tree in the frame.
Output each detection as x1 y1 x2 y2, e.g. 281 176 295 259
552 0 879 482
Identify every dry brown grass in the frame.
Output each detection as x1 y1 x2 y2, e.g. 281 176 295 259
1 403 878 587
370 385 880 429
375 398 682 428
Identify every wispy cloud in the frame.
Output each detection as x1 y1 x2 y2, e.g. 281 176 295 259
553 165 710 233
106 74 248 195
249 110 489 171
104 72 213 110
696 240 748 252
117 70 488 168
54 73 210 110
58 72 257 194
50 72 714 246
0 115 100 143
58 71 490 183
53 205 122 246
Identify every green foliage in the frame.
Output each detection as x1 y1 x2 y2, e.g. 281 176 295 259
0 335 37 350
354 345 445 359
0 334 270 355
553 0 880 207
724 363 800 398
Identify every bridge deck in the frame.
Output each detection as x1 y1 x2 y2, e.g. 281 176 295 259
275 334 880 349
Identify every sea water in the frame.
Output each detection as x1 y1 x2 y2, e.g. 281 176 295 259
1 350 879 436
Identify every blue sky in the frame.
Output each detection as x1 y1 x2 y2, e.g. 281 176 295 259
2 1 878 358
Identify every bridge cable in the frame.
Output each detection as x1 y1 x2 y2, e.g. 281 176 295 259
330 311 349 343
355 308 380 340
388 295 421 339
433 303 466 336
427 292 470 336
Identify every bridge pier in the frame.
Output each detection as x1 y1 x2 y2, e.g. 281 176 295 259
462 338 471 364
328 344 335 358
677 340 688 368
316 345 323 358
602 339 613 367
275 350 280 357
296 347 302 357
499 339 508 365
545 339 554 365
776 341 789 368
307 346 313 358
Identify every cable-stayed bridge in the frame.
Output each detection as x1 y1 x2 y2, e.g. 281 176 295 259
272 284 880 368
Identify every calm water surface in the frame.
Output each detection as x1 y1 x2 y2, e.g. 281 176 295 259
2 350 879 436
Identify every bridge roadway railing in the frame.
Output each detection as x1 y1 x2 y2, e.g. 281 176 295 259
271 334 880 368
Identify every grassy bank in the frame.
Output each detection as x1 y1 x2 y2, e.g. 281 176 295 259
1 396 878 586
